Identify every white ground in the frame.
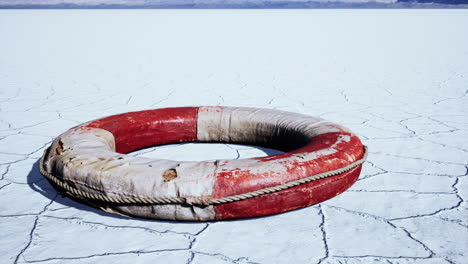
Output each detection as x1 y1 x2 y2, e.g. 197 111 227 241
1 9 467 264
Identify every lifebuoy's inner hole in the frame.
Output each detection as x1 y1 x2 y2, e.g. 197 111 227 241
129 143 284 161
85 107 312 154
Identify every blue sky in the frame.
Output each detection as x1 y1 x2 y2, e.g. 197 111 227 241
0 0 467 7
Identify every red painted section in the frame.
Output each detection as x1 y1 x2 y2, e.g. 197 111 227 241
214 132 363 195
213 130 365 220
82 107 199 153
214 165 362 220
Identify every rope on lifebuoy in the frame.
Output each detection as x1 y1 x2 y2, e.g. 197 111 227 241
39 146 368 206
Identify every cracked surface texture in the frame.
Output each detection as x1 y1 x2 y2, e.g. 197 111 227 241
1 9 467 264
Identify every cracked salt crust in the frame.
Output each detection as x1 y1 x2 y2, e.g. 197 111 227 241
0 9 467 264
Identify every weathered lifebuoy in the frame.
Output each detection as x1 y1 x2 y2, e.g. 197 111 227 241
40 106 367 221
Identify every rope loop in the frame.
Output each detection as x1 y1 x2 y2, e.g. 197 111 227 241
40 146 368 206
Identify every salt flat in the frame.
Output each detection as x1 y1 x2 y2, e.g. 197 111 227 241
0 9 467 264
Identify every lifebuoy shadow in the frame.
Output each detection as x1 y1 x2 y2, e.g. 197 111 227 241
27 145 284 222
27 159 129 220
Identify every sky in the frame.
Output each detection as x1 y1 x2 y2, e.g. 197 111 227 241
0 0 467 8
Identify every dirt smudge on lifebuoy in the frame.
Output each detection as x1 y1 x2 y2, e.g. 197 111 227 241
55 139 64 155
163 169 178 181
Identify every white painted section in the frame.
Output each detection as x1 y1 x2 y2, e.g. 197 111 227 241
44 127 217 220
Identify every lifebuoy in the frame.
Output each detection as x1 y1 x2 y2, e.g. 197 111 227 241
40 106 367 221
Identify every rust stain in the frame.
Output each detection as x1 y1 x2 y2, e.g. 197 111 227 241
55 139 64 155
163 169 177 182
